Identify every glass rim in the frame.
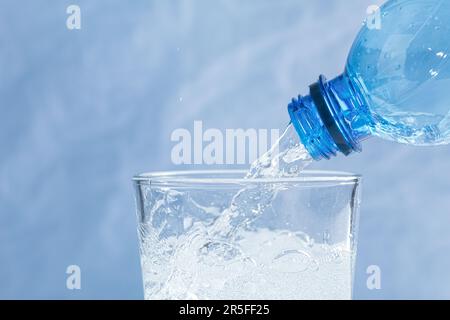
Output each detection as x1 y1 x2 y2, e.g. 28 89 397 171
133 170 361 186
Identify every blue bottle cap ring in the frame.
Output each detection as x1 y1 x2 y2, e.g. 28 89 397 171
309 78 352 156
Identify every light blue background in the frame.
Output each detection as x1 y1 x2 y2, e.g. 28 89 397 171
1 0 450 299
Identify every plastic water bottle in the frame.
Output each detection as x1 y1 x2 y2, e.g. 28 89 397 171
288 0 450 160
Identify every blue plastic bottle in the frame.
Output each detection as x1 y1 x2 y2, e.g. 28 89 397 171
288 0 450 160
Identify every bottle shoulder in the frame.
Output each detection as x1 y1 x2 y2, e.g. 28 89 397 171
345 0 450 145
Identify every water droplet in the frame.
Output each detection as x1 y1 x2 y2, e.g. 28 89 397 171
178 97 183 102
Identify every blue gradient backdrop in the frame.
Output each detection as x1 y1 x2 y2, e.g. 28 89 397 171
1 0 450 299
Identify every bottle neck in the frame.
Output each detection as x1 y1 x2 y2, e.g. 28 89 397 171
288 73 372 160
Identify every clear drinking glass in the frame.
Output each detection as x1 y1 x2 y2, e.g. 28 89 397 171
133 170 361 300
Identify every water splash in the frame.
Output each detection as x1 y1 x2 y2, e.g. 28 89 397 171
247 123 313 178
207 123 312 239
